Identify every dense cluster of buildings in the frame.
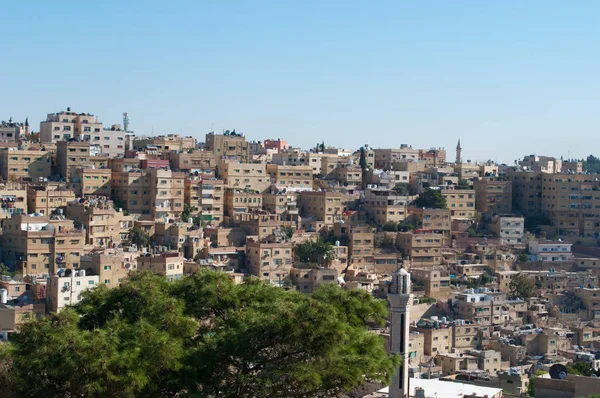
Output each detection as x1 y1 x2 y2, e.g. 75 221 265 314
1 109 600 397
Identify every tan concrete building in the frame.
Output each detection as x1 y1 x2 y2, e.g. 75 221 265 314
0 148 53 182
71 167 112 197
266 164 313 189
205 132 249 162
0 119 28 142
509 170 543 217
0 183 27 219
133 134 195 153
218 160 269 192
396 232 443 267
27 183 76 216
373 146 420 170
46 271 100 313
440 187 476 219
334 224 375 267
66 197 132 247
297 191 344 226
82 250 137 288
411 267 451 299
489 215 524 244
225 189 263 217
473 177 512 216
262 190 300 223
411 208 452 241
245 237 293 282
56 141 93 180
2 214 85 276
364 188 410 226
290 266 338 292
40 109 102 143
169 150 216 173
137 252 184 281
184 176 224 225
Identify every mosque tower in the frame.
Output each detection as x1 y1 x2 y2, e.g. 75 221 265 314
388 268 412 398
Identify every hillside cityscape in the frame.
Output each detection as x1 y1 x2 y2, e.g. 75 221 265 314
0 111 600 397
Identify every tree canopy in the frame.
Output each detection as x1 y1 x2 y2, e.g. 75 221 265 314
0 271 398 397
415 188 447 209
583 155 600 174
509 273 536 299
129 225 150 248
294 240 336 265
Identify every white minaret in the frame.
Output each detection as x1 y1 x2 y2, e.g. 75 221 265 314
388 268 412 398
455 139 462 164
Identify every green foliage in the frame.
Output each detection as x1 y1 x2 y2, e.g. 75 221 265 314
282 226 295 240
392 183 410 196
382 221 398 232
480 271 494 285
527 370 547 397
359 147 367 170
509 273 536 299
583 155 600 174
415 188 447 209
518 252 529 263
524 215 551 230
129 226 150 248
0 271 399 397
375 234 396 248
419 296 436 304
457 179 471 189
0 263 11 278
566 362 599 377
111 198 128 215
181 203 197 221
398 219 417 232
294 240 335 265
466 226 483 237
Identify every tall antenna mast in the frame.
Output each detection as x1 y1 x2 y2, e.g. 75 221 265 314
122 112 130 132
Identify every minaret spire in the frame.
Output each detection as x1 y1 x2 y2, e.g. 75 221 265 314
455 139 462 164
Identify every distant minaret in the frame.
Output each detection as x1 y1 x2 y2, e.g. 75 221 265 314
388 268 412 398
455 139 462 164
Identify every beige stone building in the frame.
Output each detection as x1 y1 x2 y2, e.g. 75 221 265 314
27 183 76 216
46 271 100 313
82 249 137 288
410 267 451 299
40 109 102 143
396 232 443 267
440 187 476 219
66 197 132 247
364 188 410 226
333 223 375 267
373 146 420 170
205 132 249 162
297 191 344 226
133 134 195 153
169 150 216 173
245 237 293 282
71 167 112 197
0 119 28 142
137 252 184 281
0 183 27 219
56 141 93 180
0 148 53 182
266 164 313 189
2 214 85 276
262 190 300 223
473 177 512 216
224 189 263 217
184 176 224 225
218 160 270 192
290 266 338 292
489 215 524 244
411 208 452 242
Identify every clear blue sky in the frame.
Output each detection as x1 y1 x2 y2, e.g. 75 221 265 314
3 1 599 163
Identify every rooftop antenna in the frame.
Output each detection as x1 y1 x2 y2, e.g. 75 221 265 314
123 112 130 132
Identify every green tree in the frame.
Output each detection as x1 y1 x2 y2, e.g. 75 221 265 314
509 273 536 299
181 204 197 221
415 188 447 209
0 271 398 397
457 179 471 189
282 226 295 240
129 225 150 248
583 155 600 174
382 221 399 232
518 252 529 263
0 263 11 278
294 240 335 265
527 370 547 397
480 271 494 285
392 183 410 196
359 147 368 189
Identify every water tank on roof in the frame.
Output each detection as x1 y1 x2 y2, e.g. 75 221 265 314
78 269 86 277
0 289 7 304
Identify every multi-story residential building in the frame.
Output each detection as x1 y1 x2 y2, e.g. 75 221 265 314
218 160 269 192
0 184 27 219
373 146 420 170
519 155 561 173
245 237 293 282
137 251 184 281
66 197 132 247
332 164 362 189
411 208 452 240
266 164 313 190
528 240 573 262
184 176 224 225
271 148 309 167
224 189 263 217
238 212 286 240
339 225 375 267
205 132 249 162
473 177 512 216
297 191 344 226
452 289 509 325
489 215 524 244
0 118 28 142
0 148 52 182
562 159 583 173
364 188 410 225
40 108 102 143
46 271 100 313
133 134 195 153
169 150 216 174
27 183 76 216
263 138 290 152
396 232 443 267
1 214 85 276
320 155 346 178
290 266 338 292
410 267 451 299
419 148 447 167
440 187 476 219
71 167 112 197
82 249 136 288
56 141 93 180
509 170 543 217
262 190 300 223
111 168 185 219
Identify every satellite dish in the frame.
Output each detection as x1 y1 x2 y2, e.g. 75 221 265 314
125 263 131 270
549 364 568 380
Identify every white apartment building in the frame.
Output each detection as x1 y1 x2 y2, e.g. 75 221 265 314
528 240 573 262
46 271 100 313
